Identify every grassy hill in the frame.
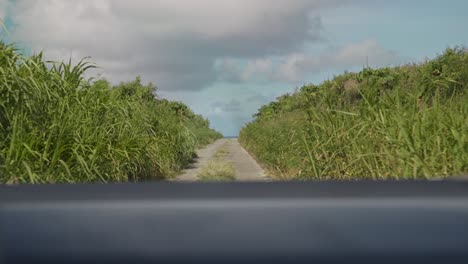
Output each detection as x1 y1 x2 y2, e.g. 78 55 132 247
239 47 468 180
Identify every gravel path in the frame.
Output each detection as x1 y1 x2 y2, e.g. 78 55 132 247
174 138 268 181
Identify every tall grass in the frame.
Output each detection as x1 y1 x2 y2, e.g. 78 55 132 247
240 48 468 180
0 42 222 183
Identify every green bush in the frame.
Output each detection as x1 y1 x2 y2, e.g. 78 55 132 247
240 48 468 180
0 43 222 183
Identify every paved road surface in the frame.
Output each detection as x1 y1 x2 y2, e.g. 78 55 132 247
175 138 268 181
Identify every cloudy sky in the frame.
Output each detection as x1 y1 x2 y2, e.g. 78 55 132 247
1 0 467 136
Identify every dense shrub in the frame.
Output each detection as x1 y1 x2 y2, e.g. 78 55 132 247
240 48 468 180
0 43 222 183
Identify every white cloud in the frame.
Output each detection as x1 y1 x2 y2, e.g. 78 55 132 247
211 99 242 113
241 59 274 81
217 57 274 83
274 53 321 82
219 38 400 83
332 39 399 66
7 0 353 90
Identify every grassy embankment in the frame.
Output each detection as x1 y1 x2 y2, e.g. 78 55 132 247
239 48 468 180
0 43 222 183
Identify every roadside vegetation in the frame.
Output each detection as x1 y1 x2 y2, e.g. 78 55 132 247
197 144 236 181
0 42 222 183
240 47 468 180
197 160 236 181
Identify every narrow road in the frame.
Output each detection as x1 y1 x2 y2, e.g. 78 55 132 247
175 138 268 181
